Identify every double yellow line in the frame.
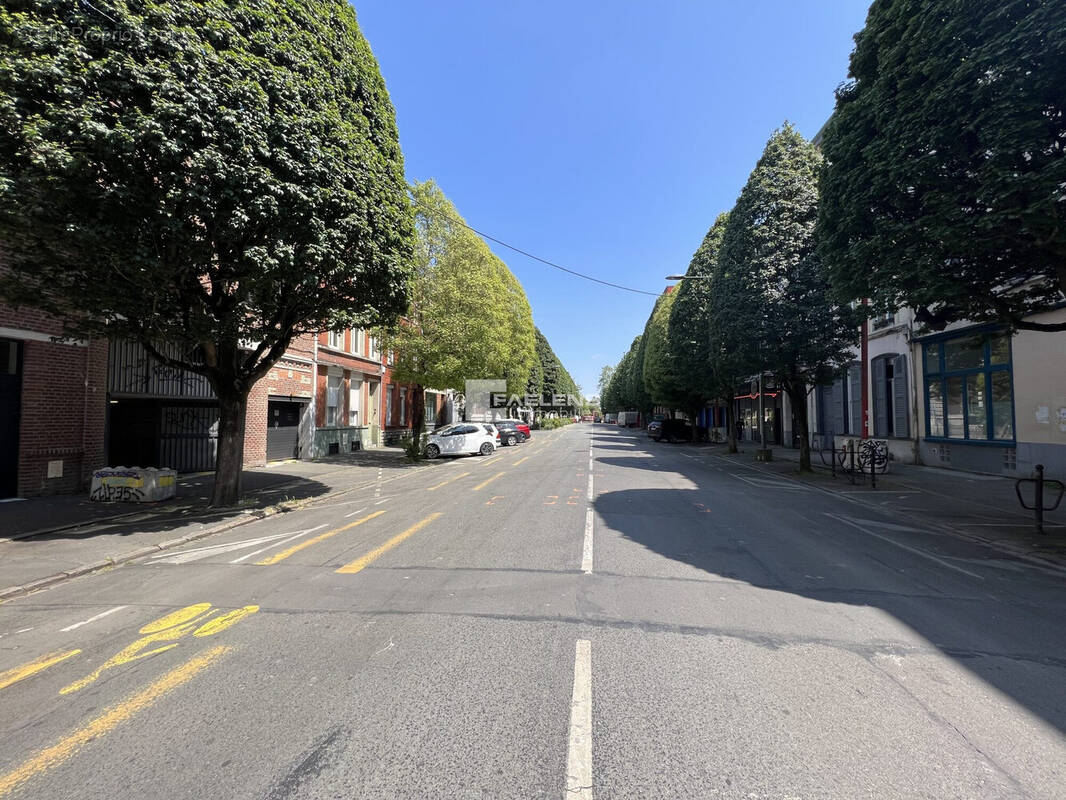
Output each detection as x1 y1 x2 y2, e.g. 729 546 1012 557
255 510 386 565
335 513 442 574
254 509 442 573
0 646 230 798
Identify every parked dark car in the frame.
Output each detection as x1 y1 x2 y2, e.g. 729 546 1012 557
653 418 708 443
646 420 663 438
494 419 530 446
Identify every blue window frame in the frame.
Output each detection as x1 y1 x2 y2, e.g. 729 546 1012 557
922 329 1015 444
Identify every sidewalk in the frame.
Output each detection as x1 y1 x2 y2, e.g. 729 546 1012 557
699 443 1066 568
0 449 432 599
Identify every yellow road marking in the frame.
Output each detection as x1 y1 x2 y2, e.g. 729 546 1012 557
0 650 81 692
61 604 216 695
512 456 530 466
0 646 230 799
139 603 212 634
256 510 386 565
335 512 443 574
472 471 506 491
59 603 258 695
193 605 259 637
427 471 470 491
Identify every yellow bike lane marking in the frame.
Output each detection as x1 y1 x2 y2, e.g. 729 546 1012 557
255 510 386 565
0 645 231 799
335 513 443 575
0 650 81 692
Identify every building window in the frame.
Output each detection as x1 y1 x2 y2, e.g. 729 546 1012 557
872 353 909 438
826 362 863 438
398 387 407 426
872 310 894 331
368 335 380 361
327 330 344 350
349 379 361 426
385 383 394 426
923 330 1013 442
351 329 363 356
326 375 342 426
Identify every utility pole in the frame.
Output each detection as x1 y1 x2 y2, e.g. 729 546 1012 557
758 373 765 447
756 372 772 461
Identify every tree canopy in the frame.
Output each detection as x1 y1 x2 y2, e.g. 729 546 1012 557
817 0 1066 332
531 327 579 411
0 0 413 503
601 335 642 414
713 123 859 468
597 365 615 399
642 290 684 407
385 180 536 401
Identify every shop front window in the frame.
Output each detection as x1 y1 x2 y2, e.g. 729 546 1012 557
923 330 1013 443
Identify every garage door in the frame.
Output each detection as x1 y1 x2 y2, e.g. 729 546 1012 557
266 400 304 461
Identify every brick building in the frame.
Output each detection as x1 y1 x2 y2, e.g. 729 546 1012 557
244 333 316 466
312 328 384 455
1 302 454 497
0 306 108 498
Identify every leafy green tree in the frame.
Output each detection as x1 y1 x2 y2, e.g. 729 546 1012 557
0 0 412 505
629 331 653 420
601 337 641 414
642 290 690 415
667 213 732 445
714 124 860 469
817 0 1066 332
533 327 579 412
597 365 615 399
386 181 536 433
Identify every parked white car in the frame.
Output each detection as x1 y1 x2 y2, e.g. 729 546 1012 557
425 423 499 459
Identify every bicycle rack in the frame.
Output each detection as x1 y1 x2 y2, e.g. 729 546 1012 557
819 440 888 487
1015 465 1065 535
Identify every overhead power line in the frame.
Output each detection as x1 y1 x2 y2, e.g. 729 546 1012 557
413 200 660 297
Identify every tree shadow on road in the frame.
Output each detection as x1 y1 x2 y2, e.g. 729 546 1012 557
594 483 1066 738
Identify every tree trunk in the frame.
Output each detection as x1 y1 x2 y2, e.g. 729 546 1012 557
726 400 738 454
212 388 247 507
788 384 812 471
411 384 426 441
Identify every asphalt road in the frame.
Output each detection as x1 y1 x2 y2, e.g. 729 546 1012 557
1 424 1065 799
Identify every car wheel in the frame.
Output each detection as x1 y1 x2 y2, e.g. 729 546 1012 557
507 434 517 446
425 444 440 459
479 442 494 456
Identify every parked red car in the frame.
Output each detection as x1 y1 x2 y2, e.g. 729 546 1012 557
494 418 531 445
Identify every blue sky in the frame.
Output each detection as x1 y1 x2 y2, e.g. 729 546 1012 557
354 1 873 397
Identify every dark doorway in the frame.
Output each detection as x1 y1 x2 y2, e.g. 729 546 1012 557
108 399 161 468
108 399 219 472
0 339 23 498
267 400 305 461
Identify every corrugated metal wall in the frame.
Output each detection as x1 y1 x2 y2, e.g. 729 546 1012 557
108 340 214 399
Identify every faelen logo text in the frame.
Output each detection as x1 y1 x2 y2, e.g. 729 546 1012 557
490 392 580 409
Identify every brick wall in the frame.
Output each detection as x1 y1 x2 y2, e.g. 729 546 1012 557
1 305 108 496
243 379 268 468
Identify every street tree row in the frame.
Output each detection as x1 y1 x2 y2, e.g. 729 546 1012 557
0 1 566 502
383 181 537 437
603 0 1065 469
603 126 858 471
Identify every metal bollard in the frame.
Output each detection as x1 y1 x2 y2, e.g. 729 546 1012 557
1035 464 1045 535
